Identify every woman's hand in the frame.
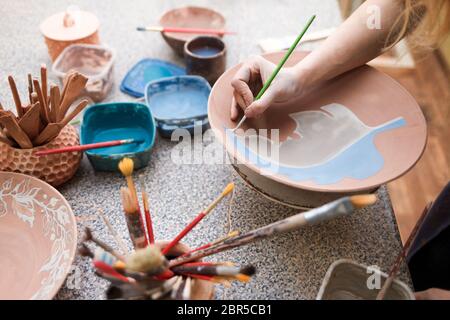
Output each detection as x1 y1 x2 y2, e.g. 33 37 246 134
230 56 307 121
415 288 450 300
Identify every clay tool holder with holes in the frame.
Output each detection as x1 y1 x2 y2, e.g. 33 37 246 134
0 67 88 149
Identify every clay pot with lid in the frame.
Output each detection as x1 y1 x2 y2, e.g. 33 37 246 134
40 6 100 61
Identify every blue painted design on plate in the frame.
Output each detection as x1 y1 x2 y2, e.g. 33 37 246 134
120 59 186 98
227 117 407 185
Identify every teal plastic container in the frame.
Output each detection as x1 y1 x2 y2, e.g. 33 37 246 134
80 102 156 171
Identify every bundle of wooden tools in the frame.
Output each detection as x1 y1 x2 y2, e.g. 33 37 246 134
0 64 88 148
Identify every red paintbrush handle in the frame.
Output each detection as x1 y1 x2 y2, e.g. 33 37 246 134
163 27 235 35
144 209 155 244
162 212 206 255
35 139 133 156
94 260 131 283
180 243 212 257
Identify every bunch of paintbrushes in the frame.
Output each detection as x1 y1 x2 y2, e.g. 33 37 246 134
79 157 377 300
0 65 88 148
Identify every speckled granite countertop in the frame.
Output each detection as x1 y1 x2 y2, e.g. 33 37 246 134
1 0 410 299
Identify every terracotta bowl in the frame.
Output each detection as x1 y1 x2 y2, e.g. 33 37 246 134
208 51 427 207
0 171 77 299
159 6 226 56
0 125 82 187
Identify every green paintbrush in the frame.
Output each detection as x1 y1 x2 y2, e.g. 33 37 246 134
232 15 316 131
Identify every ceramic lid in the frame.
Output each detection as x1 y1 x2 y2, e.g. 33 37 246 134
40 7 99 41
208 51 427 193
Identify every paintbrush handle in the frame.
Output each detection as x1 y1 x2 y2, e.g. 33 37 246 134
376 202 431 300
233 15 315 131
162 212 206 255
140 26 236 35
34 139 136 156
256 15 316 100
144 208 155 244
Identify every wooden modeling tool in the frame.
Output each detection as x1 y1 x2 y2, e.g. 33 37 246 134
376 203 431 300
162 183 235 255
18 102 41 140
49 84 60 123
7 76 24 117
232 15 316 131
33 78 50 123
33 99 88 145
40 64 48 110
98 210 129 255
139 176 155 244
27 74 33 104
137 26 236 35
34 138 142 156
0 113 33 148
57 73 88 121
169 195 377 267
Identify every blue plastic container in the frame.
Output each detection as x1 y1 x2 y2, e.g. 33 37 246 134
120 59 185 98
80 102 156 171
145 75 210 138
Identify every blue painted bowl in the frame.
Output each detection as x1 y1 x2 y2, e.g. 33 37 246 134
120 59 186 98
80 102 156 171
145 75 211 138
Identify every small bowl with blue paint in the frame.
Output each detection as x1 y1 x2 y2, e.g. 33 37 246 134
184 36 226 85
145 75 211 138
120 58 185 98
80 102 156 171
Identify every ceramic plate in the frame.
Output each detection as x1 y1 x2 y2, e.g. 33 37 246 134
208 51 427 193
120 59 185 97
0 172 77 299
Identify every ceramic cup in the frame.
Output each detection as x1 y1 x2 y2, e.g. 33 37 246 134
184 36 226 85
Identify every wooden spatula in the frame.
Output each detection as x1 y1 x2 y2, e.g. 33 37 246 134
33 99 89 146
57 73 88 122
8 75 24 117
49 84 60 123
18 102 41 140
0 112 33 148
33 78 51 124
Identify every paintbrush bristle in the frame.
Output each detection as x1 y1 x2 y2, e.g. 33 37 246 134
350 194 377 208
222 182 234 197
78 243 94 258
118 157 134 177
240 265 256 276
120 187 138 214
125 245 167 274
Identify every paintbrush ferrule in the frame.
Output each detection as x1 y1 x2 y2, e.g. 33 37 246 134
303 197 354 225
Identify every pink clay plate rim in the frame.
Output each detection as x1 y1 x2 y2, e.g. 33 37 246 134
0 171 77 300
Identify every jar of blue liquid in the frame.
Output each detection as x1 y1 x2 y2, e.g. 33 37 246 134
184 36 226 85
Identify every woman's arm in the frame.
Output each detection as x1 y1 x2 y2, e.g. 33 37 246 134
232 0 408 119
296 0 404 87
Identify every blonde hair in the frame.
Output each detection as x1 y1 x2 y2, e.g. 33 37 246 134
388 0 450 50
